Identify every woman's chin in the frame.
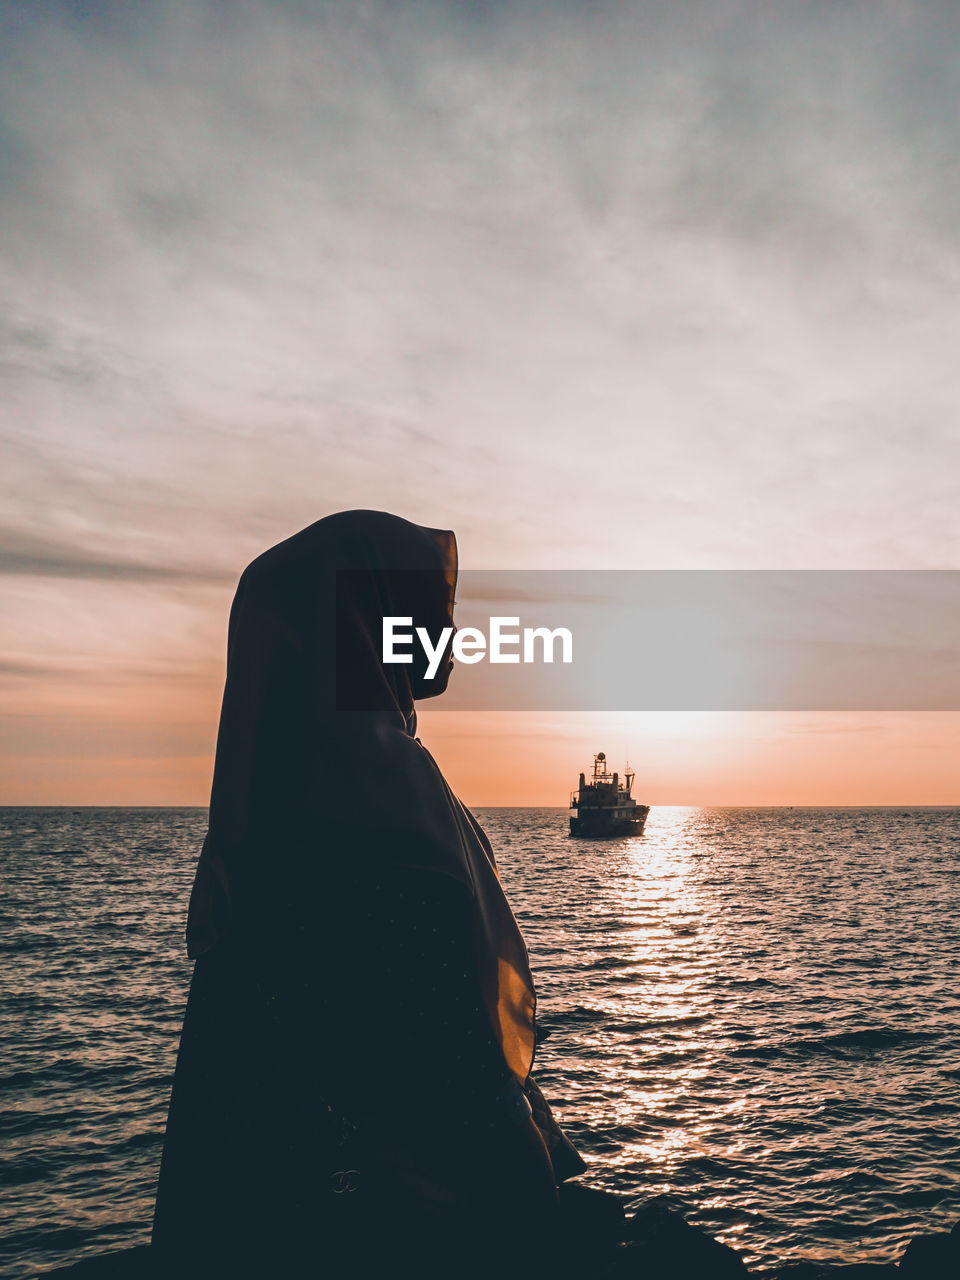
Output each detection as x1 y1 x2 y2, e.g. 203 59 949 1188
415 663 454 700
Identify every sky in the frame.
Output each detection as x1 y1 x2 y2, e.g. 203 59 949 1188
2 0 959 804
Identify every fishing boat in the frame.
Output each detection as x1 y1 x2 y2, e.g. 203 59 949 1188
569 752 649 837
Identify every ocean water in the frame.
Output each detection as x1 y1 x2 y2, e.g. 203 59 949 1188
1 805 958 1277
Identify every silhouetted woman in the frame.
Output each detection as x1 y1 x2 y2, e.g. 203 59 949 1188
150 511 586 1279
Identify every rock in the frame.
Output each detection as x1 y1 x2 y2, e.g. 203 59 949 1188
899 1228 960 1276
603 1201 751 1277
602 1240 750 1278
41 1246 153 1277
34 1212 960 1279
558 1180 628 1249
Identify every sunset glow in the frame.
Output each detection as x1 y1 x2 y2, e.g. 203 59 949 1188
2 2 959 805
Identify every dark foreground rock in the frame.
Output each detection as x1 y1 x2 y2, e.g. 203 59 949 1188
605 1199 750 1277
42 1248 153 1278
898 1220 960 1276
38 1197 960 1278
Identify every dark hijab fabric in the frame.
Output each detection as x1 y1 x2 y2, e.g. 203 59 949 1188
152 510 585 1278
185 509 539 1087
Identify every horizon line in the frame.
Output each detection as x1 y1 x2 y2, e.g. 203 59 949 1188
2 802 959 810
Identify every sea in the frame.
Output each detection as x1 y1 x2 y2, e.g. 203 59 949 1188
1 806 958 1277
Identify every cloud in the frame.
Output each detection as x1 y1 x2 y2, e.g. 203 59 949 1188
3 1 960 797
0 525 235 583
1 0 958 571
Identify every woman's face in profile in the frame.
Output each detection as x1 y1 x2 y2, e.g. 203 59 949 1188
411 599 456 700
408 524 457 702
432 637 456 694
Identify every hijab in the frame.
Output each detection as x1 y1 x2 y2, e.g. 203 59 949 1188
185 509 538 1088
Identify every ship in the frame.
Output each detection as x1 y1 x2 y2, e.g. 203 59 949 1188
569 752 650 837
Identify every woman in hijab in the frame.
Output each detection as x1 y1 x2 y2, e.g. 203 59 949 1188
150 510 587 1279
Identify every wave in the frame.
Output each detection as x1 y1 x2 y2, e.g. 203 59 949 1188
730 1025 942 1061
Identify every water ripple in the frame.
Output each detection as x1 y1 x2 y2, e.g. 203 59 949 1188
1 805 959 1275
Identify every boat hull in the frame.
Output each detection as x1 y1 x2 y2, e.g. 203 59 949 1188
569 805 649 838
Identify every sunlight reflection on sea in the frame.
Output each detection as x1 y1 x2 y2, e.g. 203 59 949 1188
1 805 959 1275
